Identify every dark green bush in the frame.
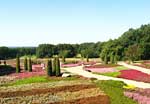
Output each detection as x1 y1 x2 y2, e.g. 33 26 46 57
55 57 61 76
28 58 32 72
47 59 52 76
16 55 20 73
52 57 56 75
24 57 28 71
86 55 89 62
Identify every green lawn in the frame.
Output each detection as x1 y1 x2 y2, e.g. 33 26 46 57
3 76 78 86
94 80 137 104
114 66 129 70
93 72 121 77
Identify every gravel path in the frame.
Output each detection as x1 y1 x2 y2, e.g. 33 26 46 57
118 62 150 74
63 66 150 88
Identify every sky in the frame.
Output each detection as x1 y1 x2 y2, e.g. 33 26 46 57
0 0 150 46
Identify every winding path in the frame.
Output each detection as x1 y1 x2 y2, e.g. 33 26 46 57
63 66 150 88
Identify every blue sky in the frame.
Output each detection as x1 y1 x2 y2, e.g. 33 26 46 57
0 0 150 46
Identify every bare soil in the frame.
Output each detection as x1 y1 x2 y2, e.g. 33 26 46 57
49 95 110 104
0 84 95 98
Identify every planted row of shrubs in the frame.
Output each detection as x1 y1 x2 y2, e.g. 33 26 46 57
47 56 61 77
16 56 32 73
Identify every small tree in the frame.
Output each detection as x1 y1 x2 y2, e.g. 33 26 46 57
52 57 56 75
24 57 28 71
28 57 32 72
114 55 118 64
47 59 52 76
55 57 61 76
125 44 141 63
104 54 108 64
86 55 89 62
62 56 66 63
110 53 114 64
16 55 20 73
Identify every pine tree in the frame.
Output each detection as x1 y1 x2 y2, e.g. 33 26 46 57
24 57 28 71
28 57 32 72
86 55 89 62
16 55 20 73
55 57 60 77
52 57 56 76
47 59 52 76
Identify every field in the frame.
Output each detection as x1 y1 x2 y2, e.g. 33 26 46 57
2 58 149 104
0 76 109 104
0 58 110 104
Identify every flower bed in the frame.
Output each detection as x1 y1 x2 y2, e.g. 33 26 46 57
61 63 81 68
82 61 97 65
85 67 117 73
118 70 150 83
10 64 46 79
85 64 120 68
124 88 150 104
134 63 150 69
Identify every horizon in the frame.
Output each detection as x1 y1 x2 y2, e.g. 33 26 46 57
0 0 150 47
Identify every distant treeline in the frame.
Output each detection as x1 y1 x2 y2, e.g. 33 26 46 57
0 24 150 61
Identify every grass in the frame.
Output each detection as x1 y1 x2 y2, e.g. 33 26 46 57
4 76 78 86
114 66 129 70
94 80 137 104
93 72 121 77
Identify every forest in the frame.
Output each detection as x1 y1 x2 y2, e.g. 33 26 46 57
0 24 150 62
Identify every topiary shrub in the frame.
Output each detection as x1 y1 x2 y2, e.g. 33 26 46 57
55 57 61 77
16 55 21 73
28 57 32 72
86 55 89 62
24 57 28 71
47 59 52 76
52 57 56 76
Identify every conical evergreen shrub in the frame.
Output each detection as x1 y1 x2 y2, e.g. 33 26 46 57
16 55 21 73
55 57 60 77
28 57 32 72
52 57 56 76
24 57 28 71
47 59 52 76
86 55 89 62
